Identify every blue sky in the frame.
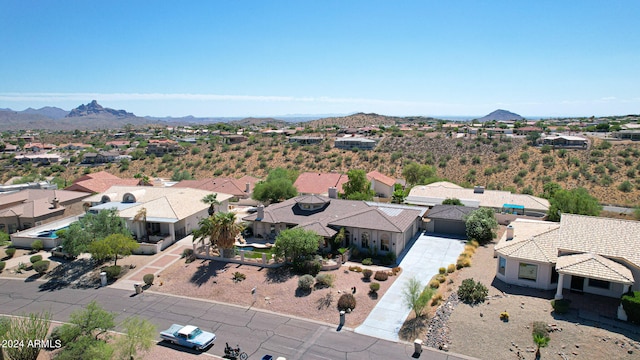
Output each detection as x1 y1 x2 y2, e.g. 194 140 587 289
1 1 639 118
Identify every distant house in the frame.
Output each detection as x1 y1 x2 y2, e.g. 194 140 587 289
0 189 89 234
222 135 247 144
146 139 183 156
81 151 120 164
514 126 543 135
105 140 131 149
64 171 141 193
293 172 349 196
366 170 396 198
173 177 254 200
614 130 640 141
2 144 18 152
288 136 323 145
495 215 639 304
334 137 377 150
405 181 549 219
62 143 92 150
243 194 426 257
541 135 588 148
14 153 62 165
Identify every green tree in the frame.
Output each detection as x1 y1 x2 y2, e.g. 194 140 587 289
3 311 51 360
89 234 139 267
532 321 550 359
57 301 115 345
526 131 541 146
193 212 242 258
391 183 408 204
547 187 602 222
464 207 498 244
442 198 463 205
272 228 320 263
342 169 374 201
252 168 298 204
56 333 114 360
132 207 148 241
402 162 435 186
114 316 156 360
402 277 433 318
87 239 111 264
60 209 131 257
541 182 562 199
201 193 220 216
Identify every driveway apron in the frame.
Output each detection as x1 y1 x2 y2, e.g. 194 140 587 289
354 232 466 341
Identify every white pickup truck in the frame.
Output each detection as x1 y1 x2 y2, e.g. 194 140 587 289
160 324 216 351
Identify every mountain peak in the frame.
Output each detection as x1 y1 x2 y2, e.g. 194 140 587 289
66 100 136 118
477 109 524 122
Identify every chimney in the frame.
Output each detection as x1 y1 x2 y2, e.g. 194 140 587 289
51 198 59 209
245 182 251 193
506 224 514 240
473 186 485 194
257 205 264 220
328 187 338 199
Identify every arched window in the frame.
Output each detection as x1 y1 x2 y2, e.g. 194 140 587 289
123 193 136 203
101 195 111 203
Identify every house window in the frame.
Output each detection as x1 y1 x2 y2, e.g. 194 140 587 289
588 278 610 289
498 257 506 275
550 266 559 284
518 263 537 281
361 232 369 248
380 236 390 252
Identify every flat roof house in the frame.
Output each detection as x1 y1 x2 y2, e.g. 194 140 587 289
242 194 426 258
334 137 377 150
494 215 639 304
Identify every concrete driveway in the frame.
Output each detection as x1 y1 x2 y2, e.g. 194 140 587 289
355 232 466 342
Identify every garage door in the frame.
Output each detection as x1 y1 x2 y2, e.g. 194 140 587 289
433 219 466 236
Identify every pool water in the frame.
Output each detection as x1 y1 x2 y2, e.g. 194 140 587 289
36 226 69 239
236 246 254 251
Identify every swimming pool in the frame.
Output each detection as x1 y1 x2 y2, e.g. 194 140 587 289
236 246 254 252
36 226 69 239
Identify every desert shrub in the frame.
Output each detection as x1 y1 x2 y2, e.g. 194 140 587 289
435 274 447 283
32 260 50 274
349 266 363 272
392 267 402 275
293 259 322 277
431 294 443 306
182 248 194 260
361 258 373 266
463 245 476 254
447 264 456 273
374 271 388 281
468 239 479 248
143 273 155 285
500 311 509 321
31 239 44 252
621 291 640 324
532 321 549 337
369 282 380 293
438 267 446 275
315 273 334 287
297 274 315 291
30 254 43 264
429 280 440 289
337 293 356 311
618 181 634 193
0 261 5 272
232 272 246 283
457 278 488 304
362 269 373 280
104 265 122 280
5 247 16 258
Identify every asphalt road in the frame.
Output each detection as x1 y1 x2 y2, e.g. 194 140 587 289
0 278 474 360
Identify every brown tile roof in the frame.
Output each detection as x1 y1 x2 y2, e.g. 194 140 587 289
0 189 89 219
173 177 250 197
65 176 140 193
556 253 634 285
294 172 348 195
366 170 396 187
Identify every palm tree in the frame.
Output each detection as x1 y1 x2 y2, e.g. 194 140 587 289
209 212 243 258
201 194 220 216
133 207 148 241
533 333 550 359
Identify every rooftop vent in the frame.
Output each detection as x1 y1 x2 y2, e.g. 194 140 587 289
473 186 485 194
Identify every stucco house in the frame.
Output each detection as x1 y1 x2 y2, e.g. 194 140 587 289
494 215 639 301
84 186 233 247
242 194 426 258
366 170 396 199
293 172 348 196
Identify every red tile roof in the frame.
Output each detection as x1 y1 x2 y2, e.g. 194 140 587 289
173 177 251 197
366 170 396 187
293 172 348 195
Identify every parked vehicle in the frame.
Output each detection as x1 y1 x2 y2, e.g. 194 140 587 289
224 342 248 360
160 324 216 350
50 246 75 260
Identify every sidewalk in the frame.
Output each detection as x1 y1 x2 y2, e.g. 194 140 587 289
110 236 193 291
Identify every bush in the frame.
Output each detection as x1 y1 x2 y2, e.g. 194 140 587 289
457 278 488 304
392 267 402 275
104 265 122 280
429 280 440 289
337 293 356 312
361 258 373 266
349 266 363 272
532 321 549 337
31 240 44 252
182 248 194 263
362 269 373 280
315 273 334 288
621 291 640 324
456 257 471 269
551 299 571 314
464 245 476 254
143 273 155 285
438 267 446 275
447 264 456 273
374 271 388 281
293 259 322 277
435 274 446 283
297 274 315 291
30 255 43 264
431 294 443 306
5 247 16 258
369 282 380 293
500 311 509 321
0 261 5 272
32 260 50 274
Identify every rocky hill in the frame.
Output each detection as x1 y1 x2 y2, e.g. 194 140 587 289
66 100 136 118
476 109 524 122
22 106 69 119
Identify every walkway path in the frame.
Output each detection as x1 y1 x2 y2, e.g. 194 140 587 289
355 232 466 342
